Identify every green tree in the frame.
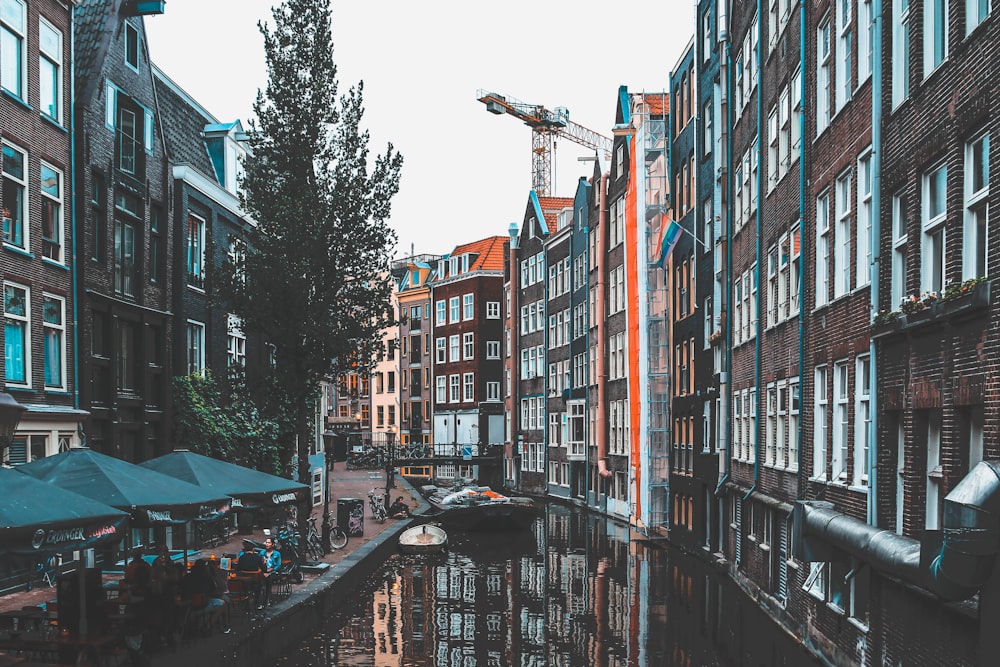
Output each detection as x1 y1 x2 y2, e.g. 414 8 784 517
220 0 402 498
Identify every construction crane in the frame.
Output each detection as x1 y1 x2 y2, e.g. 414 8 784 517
477 89 613 196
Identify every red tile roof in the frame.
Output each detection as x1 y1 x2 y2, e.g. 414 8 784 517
642 93 669 116
450 235 508 271
535 196 574 234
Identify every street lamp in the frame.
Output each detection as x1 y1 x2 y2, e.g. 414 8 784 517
321 431 335 552
385 425 398 497
0 392 26 457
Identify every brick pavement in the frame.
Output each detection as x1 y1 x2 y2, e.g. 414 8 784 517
0 464 427 665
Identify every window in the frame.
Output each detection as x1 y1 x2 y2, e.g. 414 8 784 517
486 301 500 319
40 162 63 262
462 332 474 360
892 0 912 107
91 171 106 261
117 320 136 392
964 133 989 281
463 373 474 401
487 340 500 359
835 0 852 112
435 376 446 403
449 374 460 402
922 162 947 294
187 321 205 374
486 381 500 402
816 16 831 133
187 213 205 289
124 21 139 70
4 282 29 385
832 360 849 482
39 19 62 122
854 355 871 486
227 314 246 367
114 221 135 298
923 0 947 75
43 294 65 389
435 337 446 363
150 205 163 283
967 0 992 35
2 142 26 248
0 0 25 97
858 0 873 82
816 192 830 307
703 100 713 157
856 151 873 288
463 293 474 320
926 411 943 529
891 193 908 309
449 296 460 323
448 335 459 362
835 171 852 298
435 300 446 325
813 366 828 479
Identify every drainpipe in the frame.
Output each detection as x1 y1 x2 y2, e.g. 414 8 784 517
715 0 733 497
70 8 80 415
508 223 520 489
745 0 765 503
596 171 612 479
796 0 809 494
867 0 884 527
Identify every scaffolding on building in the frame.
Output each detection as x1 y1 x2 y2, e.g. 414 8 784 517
634 92 671 534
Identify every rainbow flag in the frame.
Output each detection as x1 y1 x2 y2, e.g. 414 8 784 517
657 214 682 268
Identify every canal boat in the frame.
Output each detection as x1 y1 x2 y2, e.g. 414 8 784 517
399 523 448 554
420 485 538 531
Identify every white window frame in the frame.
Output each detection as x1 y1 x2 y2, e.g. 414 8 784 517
921 161 948 295
834 171 852 298
963 132 989 281
435 337 446 363
858 0 873 82
854 354 871 487
463 372 474 402
892 0 911 108
835 0 852 112
486 301 500 319
42 292 66 390
486 340 500 360
449 374 460 403
186 320 206 375
448 334 460 363
4 281 30 386
891 192 908 310
186 212 206 291
832 360 850 482
124 21 140 71
2 140 28 250
966 0 992 35
38 17 63 123
462 332 474 360
0 0 26 98
448 296 460 323
813 365 828 480
39 161 63 263
816 16 832 134
435 300 446 325
462 293 474 320
816 192 831 307
923 0 948 76
227 313 246 367
856 151 873 288
435 376 446 403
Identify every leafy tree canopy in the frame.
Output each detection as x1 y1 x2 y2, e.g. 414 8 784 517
219 0 402 485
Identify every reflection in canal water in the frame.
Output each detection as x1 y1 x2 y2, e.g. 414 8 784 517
279 503 819 666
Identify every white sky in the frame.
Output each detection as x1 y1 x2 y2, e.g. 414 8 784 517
145 1 696 259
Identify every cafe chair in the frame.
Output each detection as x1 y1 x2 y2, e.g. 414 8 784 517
226 576 252 617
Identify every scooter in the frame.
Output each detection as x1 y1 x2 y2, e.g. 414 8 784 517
241 527 304 584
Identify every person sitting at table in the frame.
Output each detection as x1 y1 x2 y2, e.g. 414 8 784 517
387 496 411 519
236 542 265 607
146 547 181 647
123 548 151 597
180 559 230 635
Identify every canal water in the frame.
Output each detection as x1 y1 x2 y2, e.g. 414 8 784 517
276 503 820 666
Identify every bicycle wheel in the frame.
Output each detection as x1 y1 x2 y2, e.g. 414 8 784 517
328 527 348 550
308 535 324 560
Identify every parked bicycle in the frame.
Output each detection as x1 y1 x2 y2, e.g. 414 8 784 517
26 553 60 592
368 487 388 524
304 516 325 560
320 514 349 551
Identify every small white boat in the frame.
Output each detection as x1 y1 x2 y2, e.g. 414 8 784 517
399 523 448 554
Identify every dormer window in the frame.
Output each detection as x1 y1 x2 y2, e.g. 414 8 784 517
450 256 459 276
106 82 154 177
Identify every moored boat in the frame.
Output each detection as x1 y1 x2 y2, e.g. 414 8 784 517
399 523 448 554
421 485 538 531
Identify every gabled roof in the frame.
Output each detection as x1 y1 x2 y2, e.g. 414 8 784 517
642 92 669 116
535 195 574 234
154 68 218 178
449 235 508 272
75 0 126 102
